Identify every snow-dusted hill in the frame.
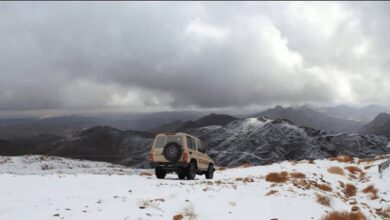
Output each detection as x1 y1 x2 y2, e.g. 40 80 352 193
0 155 389 220
1 118 389 169
189 117 390 167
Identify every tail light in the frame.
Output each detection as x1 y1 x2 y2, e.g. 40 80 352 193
149 151 154 161
182 152 188 162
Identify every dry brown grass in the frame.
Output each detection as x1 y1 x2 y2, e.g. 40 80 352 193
375 207 390 219
291 179 332 192
328 166 345 176
314 182 332 192
332 155 354 163
320 211 367 220
265 190 278 196
139 171 152 176
217 167 227 171
235 176 255 183
344 184 357 197
362 185 379 200
345 166 365 179
173 214 183 220
290 172 306 179
239 163 253 168
292 179 311 190
183 204 197 220
243 177 255 183
351 206 359 212
316 193 331 207
265 172 289 183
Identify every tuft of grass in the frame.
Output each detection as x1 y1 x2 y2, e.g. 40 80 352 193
362 185 379 200
333 155 354 163
314 182 332 192
292 179 311 190
183 204 197 220
243 177 255 183
320 211 367 220
41 164 52 170
375 207 390 219
139 171 152 176
351 206 359 212
345 166 365 179
290 172 306 179
265 190 278 196
328 166 345 176
316 193 331 207
344 184 357 197
265 172 289 183
173 214 183 220
239 163 253 168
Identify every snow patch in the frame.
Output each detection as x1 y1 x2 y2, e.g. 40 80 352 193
1 155 389 220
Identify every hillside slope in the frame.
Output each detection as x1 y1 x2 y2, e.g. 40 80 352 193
365 113 390 138
189 117 389 167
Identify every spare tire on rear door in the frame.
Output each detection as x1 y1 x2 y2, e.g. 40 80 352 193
163 142 182 162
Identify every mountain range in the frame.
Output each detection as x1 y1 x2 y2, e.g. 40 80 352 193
1 111 389 168
253 105 365 133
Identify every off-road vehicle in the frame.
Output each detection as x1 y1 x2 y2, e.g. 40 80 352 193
149 133 215 180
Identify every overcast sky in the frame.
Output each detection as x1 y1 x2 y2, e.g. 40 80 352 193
0 2 390 116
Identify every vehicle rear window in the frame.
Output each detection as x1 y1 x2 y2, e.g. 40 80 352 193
154 135 183 148
154 136 166 148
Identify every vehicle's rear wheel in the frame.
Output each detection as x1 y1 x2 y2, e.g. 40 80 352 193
186 161 197 180
155 167 166 179
205 164 214 179
177 168 186 180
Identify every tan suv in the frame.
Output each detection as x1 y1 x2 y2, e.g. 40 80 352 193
149 133 215 180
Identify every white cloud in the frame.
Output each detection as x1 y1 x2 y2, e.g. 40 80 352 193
185 19 229 40
1 2 390 113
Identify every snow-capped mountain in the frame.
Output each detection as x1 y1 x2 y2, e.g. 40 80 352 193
1 117 389 168
188 117 390 167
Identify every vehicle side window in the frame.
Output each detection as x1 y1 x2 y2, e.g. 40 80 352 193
196 139 205 153
186 136 196 150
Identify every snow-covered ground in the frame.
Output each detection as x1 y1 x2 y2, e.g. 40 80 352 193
0 155 389 220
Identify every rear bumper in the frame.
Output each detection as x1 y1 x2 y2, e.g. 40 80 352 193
150 161 188 170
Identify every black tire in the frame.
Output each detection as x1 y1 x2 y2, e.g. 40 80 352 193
186 161 197 180
205 164 214 179
155 167 166 179
163 142 183 162
177 168 186 180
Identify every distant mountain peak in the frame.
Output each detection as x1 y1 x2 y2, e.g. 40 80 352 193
178 113 238 131
253 104 364 133
365 112 390 138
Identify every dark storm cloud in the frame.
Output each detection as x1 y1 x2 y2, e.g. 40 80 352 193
0 2 390 112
